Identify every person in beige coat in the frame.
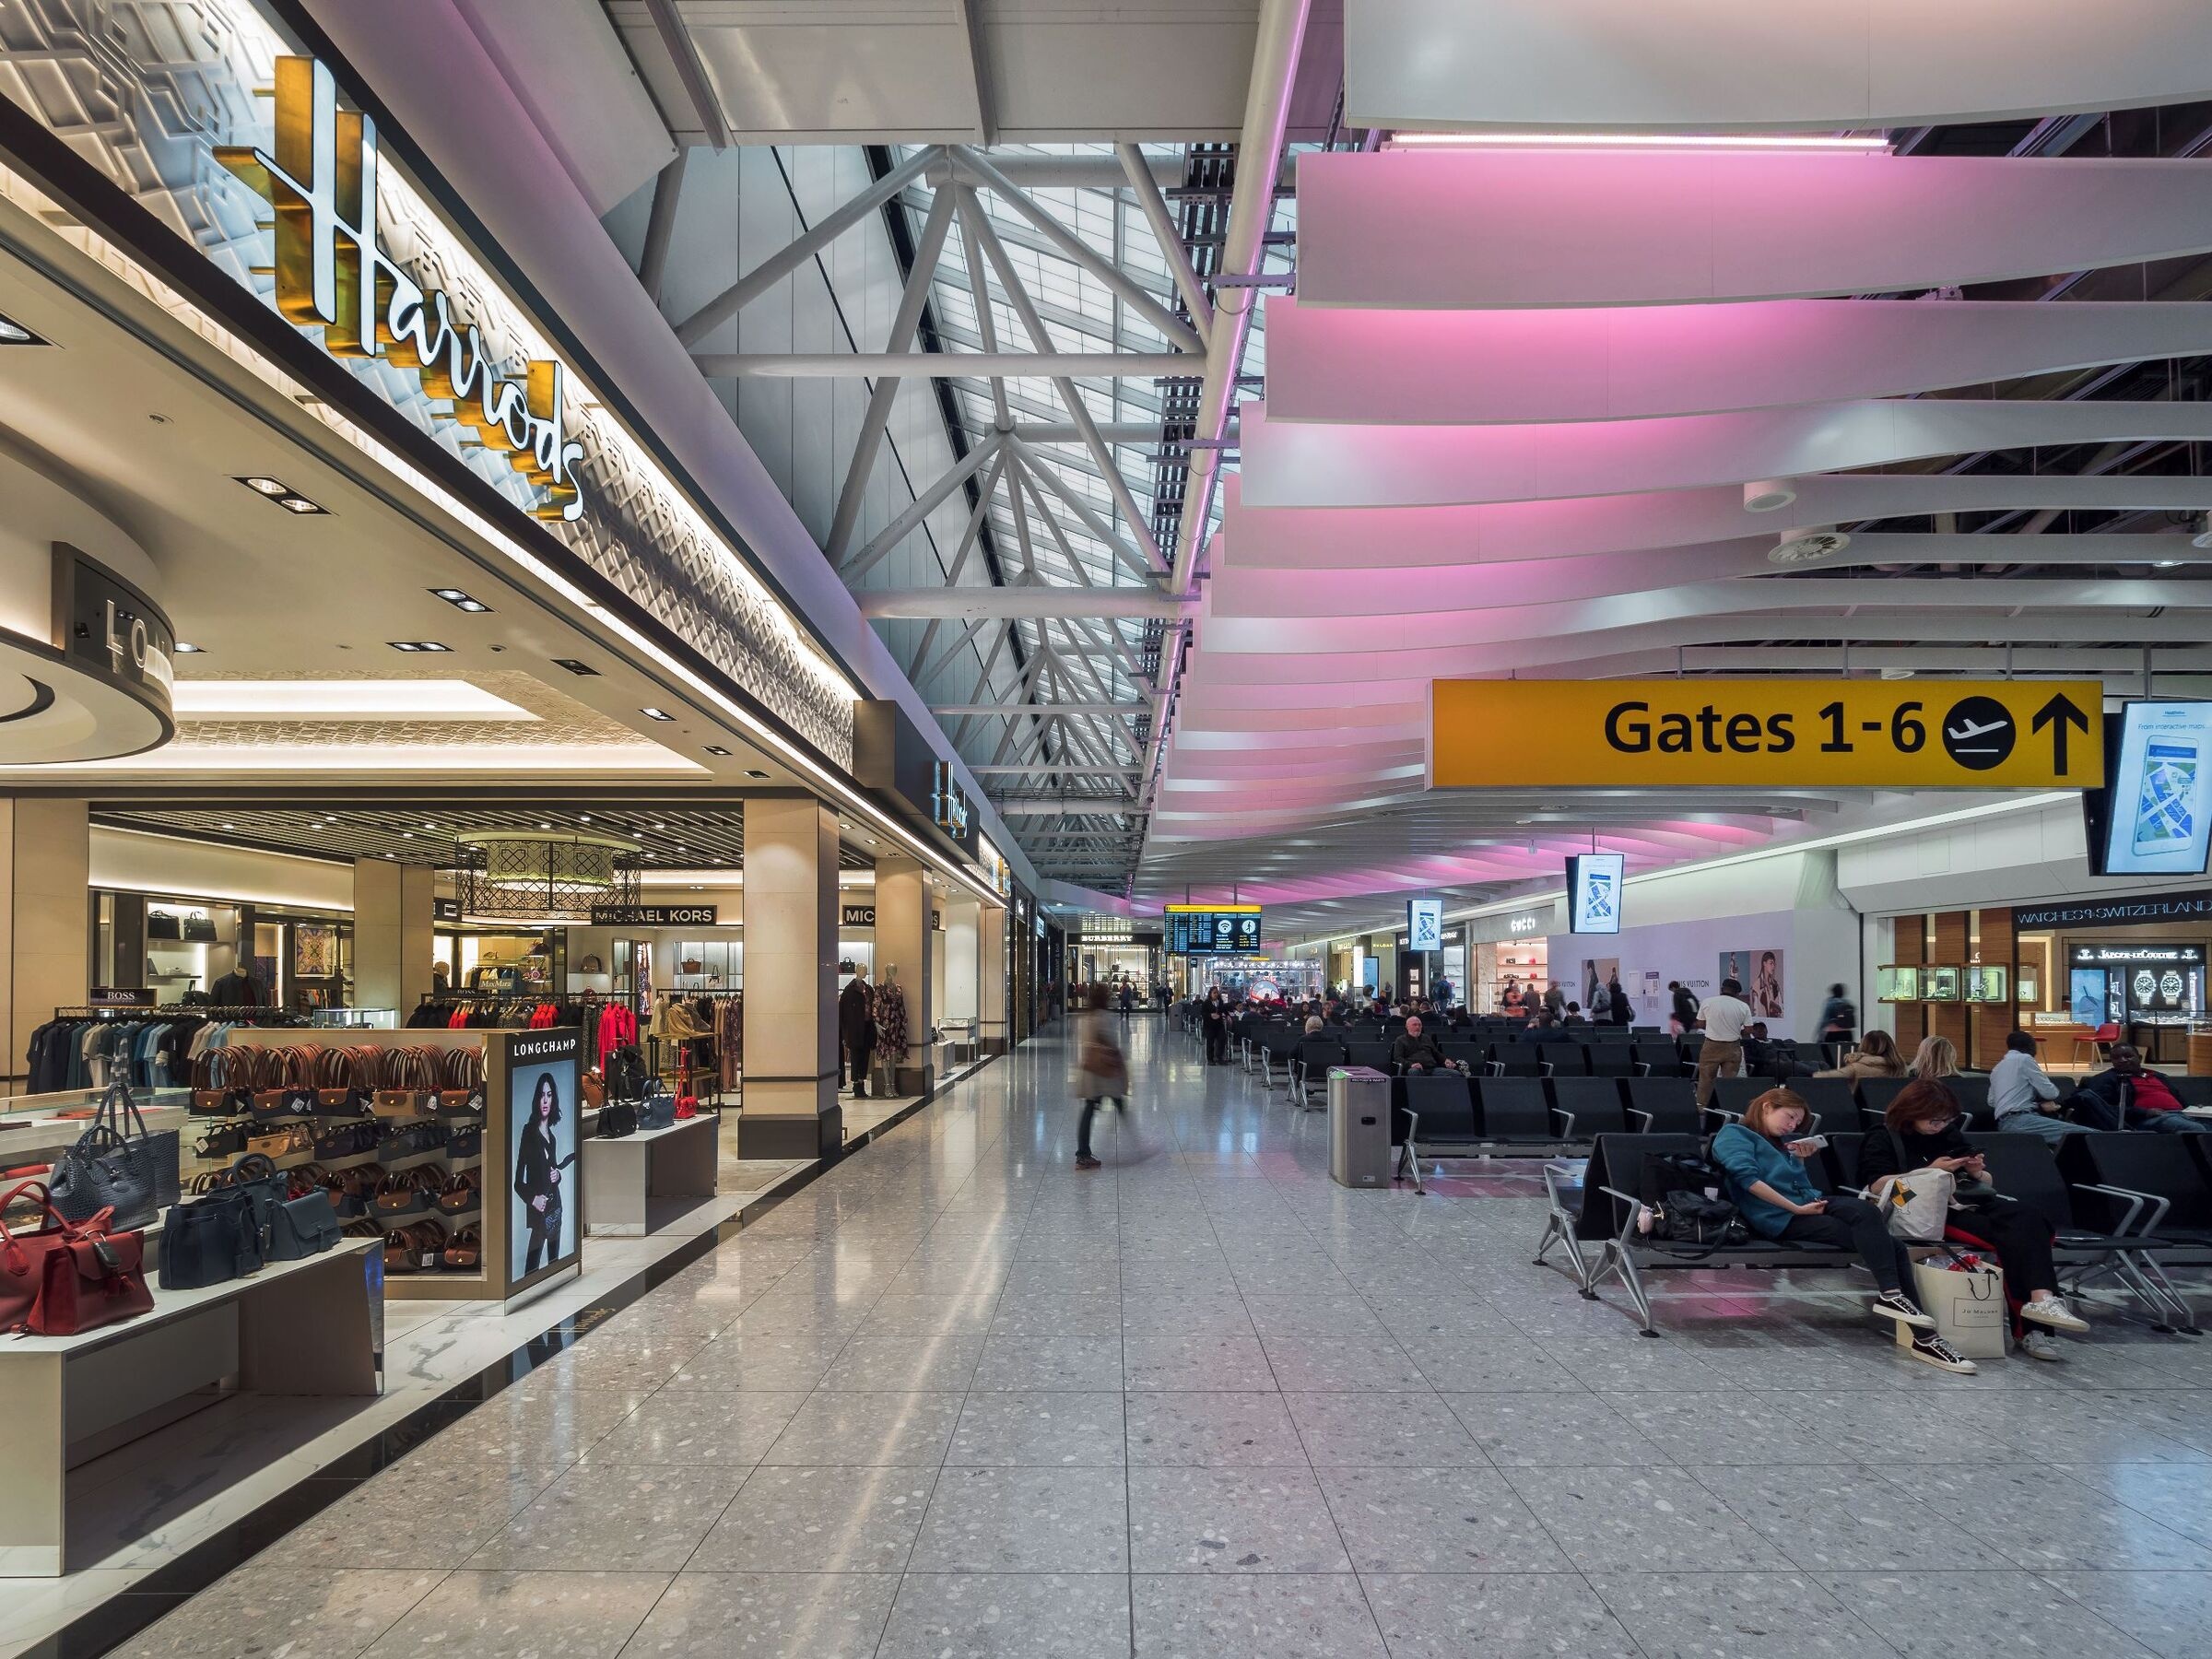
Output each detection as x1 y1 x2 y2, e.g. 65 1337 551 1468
1817 1029 1907 1082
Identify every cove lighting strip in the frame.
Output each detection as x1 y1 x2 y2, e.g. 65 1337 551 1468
1385 132 1893 153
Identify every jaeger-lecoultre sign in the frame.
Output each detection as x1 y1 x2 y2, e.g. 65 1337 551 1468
218 57 586 523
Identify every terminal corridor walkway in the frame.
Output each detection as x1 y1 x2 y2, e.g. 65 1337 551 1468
109 1020 2212 1657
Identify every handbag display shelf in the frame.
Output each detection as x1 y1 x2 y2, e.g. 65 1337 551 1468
579 1107 720 1239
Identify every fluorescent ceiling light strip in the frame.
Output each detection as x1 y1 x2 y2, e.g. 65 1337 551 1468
171 679 534 718
1385 132 1893 152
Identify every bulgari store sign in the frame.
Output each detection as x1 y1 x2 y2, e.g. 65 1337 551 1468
0 2 854 769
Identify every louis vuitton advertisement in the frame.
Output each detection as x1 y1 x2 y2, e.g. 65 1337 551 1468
509 1030 581 1294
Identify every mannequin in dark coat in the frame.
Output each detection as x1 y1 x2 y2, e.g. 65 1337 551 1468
839 966 876 1098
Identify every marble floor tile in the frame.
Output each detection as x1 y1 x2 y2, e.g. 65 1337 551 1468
1826 1570 2159 1657
971 1333 1126 1391
579 1391 806 1467
1400 1335 1583 1394
1878 1462 2212 1571
1316 1465 1570 1573
1284 1390 1482 1466
1123 1331 1277 1392
2041 1570 2212 1658
1130 1574 1387 1659
618 1572 900 1658
465 1462 745 1571
877 1572 1132 1659
107 1570 444 1659
1586 1571 1900 1658
909 1465 1130 1572
947 1390 1127 1467
1504 1465 1794 1573
1689 1463 2014 1571
1439 1390 1669 1467
757 1390 965 1466
687 1465 935 1573
356 1571 671 1658
1362 1572 1639 1659
1259 1335 1430 1392
258 1464 568 1571
1124 1391 1306 1466
1128 1466 1351 1573
817 1331 987 1392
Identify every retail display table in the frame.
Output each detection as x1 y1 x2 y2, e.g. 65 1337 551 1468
580 1113 719 1237
0 1238 380 1575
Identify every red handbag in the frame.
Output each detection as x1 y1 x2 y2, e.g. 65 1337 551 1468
0 1181 115 1332
28 1228 151 1335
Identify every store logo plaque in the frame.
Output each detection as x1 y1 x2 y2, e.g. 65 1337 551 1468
218 57 586 522
589 903 718 926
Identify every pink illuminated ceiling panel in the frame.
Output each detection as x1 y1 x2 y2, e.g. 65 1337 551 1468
1217 475 2212 569
1297 150 2212 309
1238 397 2212 509
1345 0 2212 132
1265 297 2212 425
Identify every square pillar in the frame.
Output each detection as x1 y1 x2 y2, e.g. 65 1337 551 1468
978 906 1007 1053
739 797 841 1159
352 860 436 1016
873 855 934 1094
0 800 88 1087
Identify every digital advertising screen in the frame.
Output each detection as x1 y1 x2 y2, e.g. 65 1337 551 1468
2069 967 2111 1026
2089 701 2212 877
508 1030 581 1294
1566 853 1624 935
1406 898 1444 951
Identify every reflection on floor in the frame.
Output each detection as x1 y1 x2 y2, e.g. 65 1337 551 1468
41 1025 2212 1658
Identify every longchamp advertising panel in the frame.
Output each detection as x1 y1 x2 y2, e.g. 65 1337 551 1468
508 1030 581 1296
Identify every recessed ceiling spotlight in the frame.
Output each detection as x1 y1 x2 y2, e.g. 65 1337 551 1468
221 821 235 830
745 769 770 780
1744 479 1798 513
174 641 204 653
388 641 452 652
0 312 45 346
552 658 597 676
704 746 732 757
579 815 592 823
401 830 414 839
276 495 325 514
240 476 288 496
234 476 326 513
429 588 491 613
641 707 675 721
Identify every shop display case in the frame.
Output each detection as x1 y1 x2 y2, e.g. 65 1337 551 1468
1963 966 2009 1004
1923 966 1962 1002
1876 964 1922 1003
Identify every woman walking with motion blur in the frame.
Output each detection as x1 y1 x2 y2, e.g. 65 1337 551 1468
1074 983 1127 1171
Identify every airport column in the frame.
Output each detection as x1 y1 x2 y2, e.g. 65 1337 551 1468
739 796 841 1157
353 859 436 1015
979 907 1007 1054
0 800 89 1087
874 854 935 1094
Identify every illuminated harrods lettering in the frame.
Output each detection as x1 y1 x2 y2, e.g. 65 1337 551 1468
218 57 584 522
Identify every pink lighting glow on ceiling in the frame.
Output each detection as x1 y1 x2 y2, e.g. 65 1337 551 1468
1383 131 1893 153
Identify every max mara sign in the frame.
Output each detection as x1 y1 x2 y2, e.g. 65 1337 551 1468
218 57 585 522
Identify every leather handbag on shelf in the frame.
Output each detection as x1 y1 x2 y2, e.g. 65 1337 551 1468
446 1126 481 1161
595 1100 639 1139
0 1181 109 1329
638 1089 677 1132
50 1080 176 1232
264 1188 341 1263
195 1122 249 1161
158 1186 264 1290
24 1226 152 1335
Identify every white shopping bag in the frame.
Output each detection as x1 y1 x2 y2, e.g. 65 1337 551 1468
1897 1250 2008 1359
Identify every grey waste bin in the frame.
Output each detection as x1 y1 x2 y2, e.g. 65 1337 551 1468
1329 1065 1393 1189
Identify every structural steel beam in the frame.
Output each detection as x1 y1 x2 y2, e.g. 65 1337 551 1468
701 352 1194 378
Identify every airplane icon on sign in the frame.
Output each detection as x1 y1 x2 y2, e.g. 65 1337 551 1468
1944 714 2011 753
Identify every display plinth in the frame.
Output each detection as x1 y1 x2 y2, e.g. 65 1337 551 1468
580 1112 718 1236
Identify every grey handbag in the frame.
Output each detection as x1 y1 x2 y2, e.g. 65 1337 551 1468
50 1079 179 1231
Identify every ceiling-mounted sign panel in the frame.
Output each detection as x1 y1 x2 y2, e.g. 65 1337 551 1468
1430 679 2105 790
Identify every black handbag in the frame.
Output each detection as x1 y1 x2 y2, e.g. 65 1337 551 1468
159 1188 264 1289
51 1081 176 1231
265 1189 341 1262
595 1101 638 1139
196 1123 250 1160
638 1089 677 1132
146 911 182 941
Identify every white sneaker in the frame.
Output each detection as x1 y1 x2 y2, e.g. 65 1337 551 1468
1871 1289 1936 1332
2019 1329 2066 1362
2021 1295 2090 1334
1908 1332 1979 1373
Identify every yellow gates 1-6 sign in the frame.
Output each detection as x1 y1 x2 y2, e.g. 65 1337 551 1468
1429 680 2103 790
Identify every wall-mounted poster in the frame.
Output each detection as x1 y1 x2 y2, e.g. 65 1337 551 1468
1721 949 1786 1019
1579 957 1619 1017
509 1030 581 1292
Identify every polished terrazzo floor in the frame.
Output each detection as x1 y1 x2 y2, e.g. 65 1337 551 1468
104 1018 2212 1657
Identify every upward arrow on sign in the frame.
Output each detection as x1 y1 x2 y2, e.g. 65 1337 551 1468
2031 693 2092 775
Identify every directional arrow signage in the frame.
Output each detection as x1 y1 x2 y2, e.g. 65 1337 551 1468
1430 679 2104 790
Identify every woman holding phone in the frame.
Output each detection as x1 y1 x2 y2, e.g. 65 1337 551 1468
1856 1079 2089 1361
1712 1088 1976 1373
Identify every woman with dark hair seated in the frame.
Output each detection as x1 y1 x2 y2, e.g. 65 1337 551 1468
1712 1087 1975 1373
1855 1078 2090 1362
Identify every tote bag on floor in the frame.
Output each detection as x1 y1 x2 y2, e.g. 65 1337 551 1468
1901 1250 2007 1359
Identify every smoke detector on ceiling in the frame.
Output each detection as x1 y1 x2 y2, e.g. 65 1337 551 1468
1744 478 1798 512
1770 528 1851 566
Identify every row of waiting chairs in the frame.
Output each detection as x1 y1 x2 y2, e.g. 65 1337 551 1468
1546 1127 2212 1335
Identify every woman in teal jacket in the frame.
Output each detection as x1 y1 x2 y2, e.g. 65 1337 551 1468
1711 1088 1974 1373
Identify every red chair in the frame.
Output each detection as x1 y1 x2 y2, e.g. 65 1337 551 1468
2073 1023 2120 1065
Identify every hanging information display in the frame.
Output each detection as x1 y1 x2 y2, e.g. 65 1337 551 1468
1166 903 1262 955
1430 679 2103 789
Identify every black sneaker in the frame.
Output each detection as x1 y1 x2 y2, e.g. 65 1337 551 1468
1075 1154 1102 1171
1907 1331 1978 1374
1871 1289 1936 1331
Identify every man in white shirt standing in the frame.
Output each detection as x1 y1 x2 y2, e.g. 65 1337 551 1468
1696 977 1755 1107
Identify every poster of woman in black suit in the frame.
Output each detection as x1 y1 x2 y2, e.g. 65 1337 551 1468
512 1066 575 1279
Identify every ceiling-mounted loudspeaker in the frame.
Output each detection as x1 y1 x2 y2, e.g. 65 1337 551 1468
1769 528 1851 566
1744 478 1797 512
